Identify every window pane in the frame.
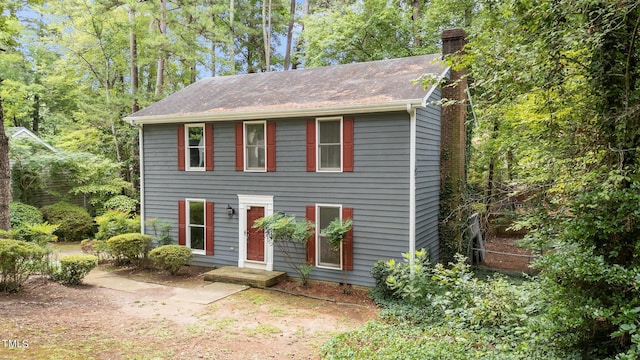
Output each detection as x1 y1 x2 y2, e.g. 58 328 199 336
189 148 204 168
245 123 265 170
190 226 204 251
246 146 265 169
319 144 340 169
319 120 340 143
246 124 264 146
188 127 203 147
189 201 204 225
318 207 340 267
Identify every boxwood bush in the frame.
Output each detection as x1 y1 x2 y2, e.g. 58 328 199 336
106 233 152 266
41 202 93 241
0 239 47 291
56 254 98 285
149 245 193 275
9 202 43 228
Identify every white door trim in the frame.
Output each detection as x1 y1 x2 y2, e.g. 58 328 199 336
237 194 274 271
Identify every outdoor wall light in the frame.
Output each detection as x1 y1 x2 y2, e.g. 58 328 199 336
226 204 236 217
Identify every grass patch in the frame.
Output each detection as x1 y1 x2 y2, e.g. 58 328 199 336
244 323 283 338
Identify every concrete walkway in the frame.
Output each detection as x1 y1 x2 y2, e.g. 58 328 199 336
83 269 248 305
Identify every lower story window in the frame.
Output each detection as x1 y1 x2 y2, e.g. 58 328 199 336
317 205 341 269
187 199 205 253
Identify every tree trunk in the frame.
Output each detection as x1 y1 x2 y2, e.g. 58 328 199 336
130 6 139 113
284 0 295 70
155 0 167 97
31 94 40 133
412 0 420 47
229 0 235 74
262 0 272 71
485 117 500 213
0 78 11 230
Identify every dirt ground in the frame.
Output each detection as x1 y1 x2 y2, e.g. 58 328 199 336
0 265 378 360
482 235 536 273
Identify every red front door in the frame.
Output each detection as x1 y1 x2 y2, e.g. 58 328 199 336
246 206 265 262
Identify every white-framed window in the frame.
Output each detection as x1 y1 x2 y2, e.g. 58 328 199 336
187 199 206 254
244 121 266 171
316 204 342 269
186 124 205 171
317 117 342 172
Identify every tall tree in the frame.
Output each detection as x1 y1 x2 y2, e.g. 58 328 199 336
0 1 22 230
465 1 640 356
283 0 295 70
0 76 9 231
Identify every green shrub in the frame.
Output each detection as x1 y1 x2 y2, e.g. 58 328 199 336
16 223 59 244
102 195 138 213
0 239 47 291
106 233 152 266
94 210 140 240
370 259 395 302
55 254 98 285
41 202 93 241
9 202 43 228
149 245 193 275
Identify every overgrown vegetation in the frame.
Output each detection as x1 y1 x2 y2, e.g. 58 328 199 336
324 252 573 359
149 245 193 275
253 212 314 285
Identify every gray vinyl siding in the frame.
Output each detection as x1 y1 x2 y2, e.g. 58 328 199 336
415 89 441 262
141 113 411 286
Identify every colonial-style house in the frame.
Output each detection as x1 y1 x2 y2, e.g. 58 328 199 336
125 30 468 286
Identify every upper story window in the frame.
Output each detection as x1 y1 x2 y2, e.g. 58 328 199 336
186 124 205 170
235 121 276 172
245 121 266 171
317 118 342 172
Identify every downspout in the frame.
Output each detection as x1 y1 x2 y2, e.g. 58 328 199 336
138 124 145 234
408 103 417 270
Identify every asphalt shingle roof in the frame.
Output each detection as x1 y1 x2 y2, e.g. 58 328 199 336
127 54 444 121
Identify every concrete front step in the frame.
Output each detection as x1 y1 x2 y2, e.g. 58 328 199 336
203 266 286 288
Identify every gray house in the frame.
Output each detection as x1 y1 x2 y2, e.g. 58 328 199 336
125 30 467 287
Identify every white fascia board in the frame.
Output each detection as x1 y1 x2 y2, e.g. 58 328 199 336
138 125 145 235
124 100 423 126
422 67 451 107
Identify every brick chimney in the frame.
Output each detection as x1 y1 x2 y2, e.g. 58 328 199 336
439 28 468 261
440 28 467 192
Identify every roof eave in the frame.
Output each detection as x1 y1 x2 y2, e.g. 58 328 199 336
124 100 425 126
422 66 450 107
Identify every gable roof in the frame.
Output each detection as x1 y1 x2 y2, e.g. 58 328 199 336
7 127 58 152
125 54 447 125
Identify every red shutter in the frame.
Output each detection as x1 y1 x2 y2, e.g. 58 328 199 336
235 123 244 171
178 200 186 246
177 126 185 171
205 124 214 171
306 205 316 265
306 120 316 172
206 201 214 255
342 207 354 271
267 122 276 172
343 118 354 172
